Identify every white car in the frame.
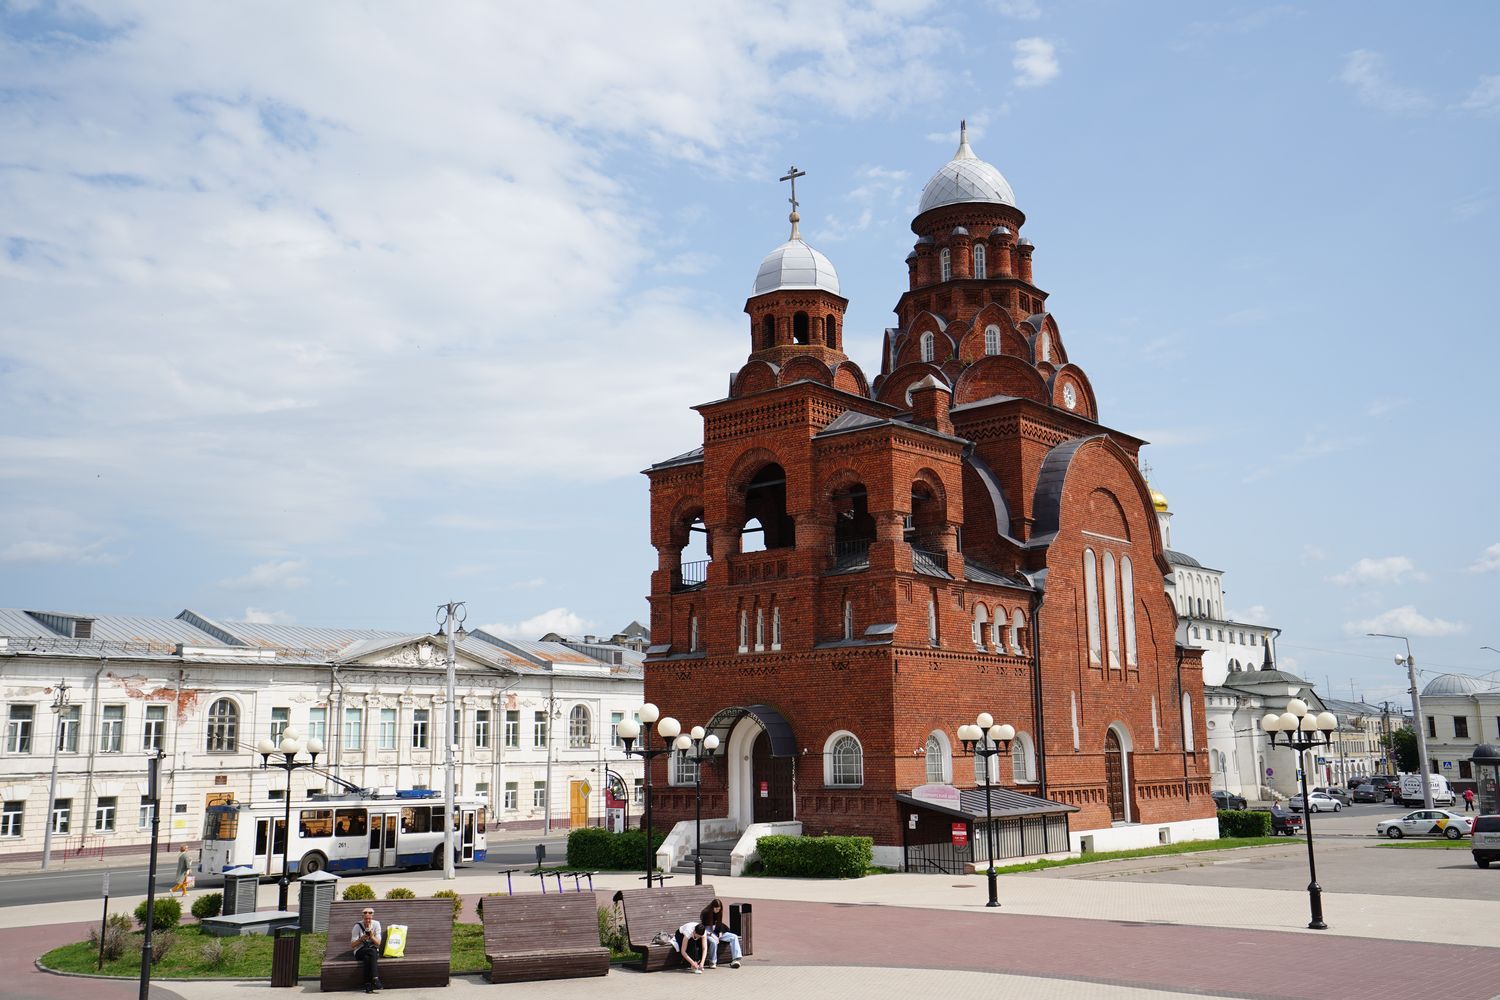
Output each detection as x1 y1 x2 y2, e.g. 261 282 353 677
1376 810 1474 840
1288 792 1343 813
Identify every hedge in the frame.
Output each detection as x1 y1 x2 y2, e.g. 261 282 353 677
134 897 182 931
755 835 872 878
566 826 666 870
1217 809 1271 838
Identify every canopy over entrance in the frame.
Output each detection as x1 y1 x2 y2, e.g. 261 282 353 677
706 704 796 757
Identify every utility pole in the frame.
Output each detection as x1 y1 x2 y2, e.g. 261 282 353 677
437 602 467 881
41 680 70 870
1368 633 1432 808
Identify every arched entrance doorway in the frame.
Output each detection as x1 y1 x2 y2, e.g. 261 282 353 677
1104 725 1133 823
707 704 797 829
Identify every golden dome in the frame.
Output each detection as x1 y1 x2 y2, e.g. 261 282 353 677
1151 489 1169 512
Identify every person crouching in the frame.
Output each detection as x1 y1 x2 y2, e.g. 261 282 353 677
674 922 708 974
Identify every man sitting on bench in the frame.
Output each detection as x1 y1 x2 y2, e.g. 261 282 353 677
351 907 384 993
674 922 708 975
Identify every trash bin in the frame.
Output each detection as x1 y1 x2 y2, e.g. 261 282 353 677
270 927 301 987
297 869 340 932
730 902 752 956
222 867 259 916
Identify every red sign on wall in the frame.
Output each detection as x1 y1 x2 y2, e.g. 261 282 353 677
759 781 769 798
951 823 968 847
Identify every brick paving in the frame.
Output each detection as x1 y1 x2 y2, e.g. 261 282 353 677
3 919 186 1000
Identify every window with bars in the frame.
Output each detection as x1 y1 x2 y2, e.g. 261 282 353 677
984 324 999 355
671 749 699 786
569 706 591 748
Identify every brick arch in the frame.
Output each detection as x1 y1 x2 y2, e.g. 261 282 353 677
953 354 1050 405
958 304 1031 364
908 466 953 533
731 359 780 398
779 355 833 387
667 491 707 548
876 362 950 409
894 311 952 369
1030 433 1170 575
830 360 870 397
1049 363 1097 420
1085 487 1130 540
1034 314 1068 365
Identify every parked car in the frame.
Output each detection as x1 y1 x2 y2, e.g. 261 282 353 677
1266 805 1303 836
1312 786 1352 806
1348 776 1370 788
1396 773 1457 807
1288 792 1343 813
1472 815 1500 868
1353 783 1385 803
1376 810 1474 840
1212 790 1248 811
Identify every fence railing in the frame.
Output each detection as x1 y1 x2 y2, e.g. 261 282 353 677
672 559 710 590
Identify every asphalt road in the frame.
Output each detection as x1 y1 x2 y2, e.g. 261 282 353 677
0 835 571 909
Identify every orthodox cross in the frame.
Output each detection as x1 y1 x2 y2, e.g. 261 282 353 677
780 165 805 239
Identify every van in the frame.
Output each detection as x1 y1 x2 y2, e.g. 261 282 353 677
1472 815 1500 869
1397 773 1456 807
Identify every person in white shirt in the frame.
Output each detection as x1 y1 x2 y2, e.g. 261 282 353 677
351 908 383 993
674 921 707 974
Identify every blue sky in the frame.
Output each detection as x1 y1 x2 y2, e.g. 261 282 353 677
2 1 1496 704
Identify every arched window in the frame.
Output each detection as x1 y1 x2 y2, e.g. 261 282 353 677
920 332 935 363
826 314 839 349
1010 608 1025 654
925 731 951 784
569 705 591 748
1010 732 1036 783
1121 555 1137 667
688 611 699 652
927 592 939 647
973 243 987 279
670 747 699 786
1038 331 1051 362
974 749 996 785
1083 548 1101 664
826 732 864 786
842 599 854 641
793 311 810 345
1182 692 1195 751
755 606 765 650
738 609 749 652
984 324 1000 356
771 605 781 649
939 248 952 281
206 698 238 753
760 314 775 349
1103 551 1121 669
972 603 989 649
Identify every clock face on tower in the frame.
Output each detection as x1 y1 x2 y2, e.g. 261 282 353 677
1062 382 1077 410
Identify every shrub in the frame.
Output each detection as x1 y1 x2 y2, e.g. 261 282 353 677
384 887 416 900
1218 809 1271 838
107 912 134 933
564 826 666 870
342 883 377 901
134 897 182 931
597 905 627 953
89 920 130 961
608 828 666 870
200 937 242 969
431 889 462 920
191 892 223 919
755 835 872 878
150 931 177 965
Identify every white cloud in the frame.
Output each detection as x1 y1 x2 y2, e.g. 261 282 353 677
1231 605 1272 626
1340 50 1430 113
218 559 310 590
991 0 1041 19
242 607 295 625
481 607 593 640
1344 606 1466 638
1012 38 1059 89
1460 75 1500 116
0 539 115 565
1469 542 1500 574
1329 556 1424 586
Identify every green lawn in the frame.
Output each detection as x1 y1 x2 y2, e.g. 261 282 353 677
1376 839 1474 850
988 836 1287 875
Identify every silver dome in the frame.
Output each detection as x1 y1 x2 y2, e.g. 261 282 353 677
918 123 1016 215
1421 672 1499 697
752 238 840 297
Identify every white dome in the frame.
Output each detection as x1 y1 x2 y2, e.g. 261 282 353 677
1422 672 1499 697
752 238 840 296
918 124 1016 215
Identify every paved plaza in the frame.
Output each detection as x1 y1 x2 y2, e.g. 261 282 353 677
4 844 1499 1000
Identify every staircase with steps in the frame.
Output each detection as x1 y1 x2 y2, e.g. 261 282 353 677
670 839 739 878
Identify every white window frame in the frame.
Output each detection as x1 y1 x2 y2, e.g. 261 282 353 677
503 783 517 810
270 706 290 742
670 749 700 787
99 704 124 753
378 708 397 750
771 606 782 650
474 709 491 749
924 730 952 784
1122 555 1137 666
504 710 520 748
984 324 1000 356
0 801 22 837
1010 608 1025 655
307 707 328 745
738 610 749 653
5 706 34 754
973 243 987 280
1103 551 1121 669
533 710 549 748
94 796 117 833
143 704 166 752
1010 732 1037 783
569 705 591 749
58 704 80 753
138 795 154 830
920 332 935 363
939 247 952 281
825 731 864 787
343 707 363 751
532 781 547 809
842 601 853 641
205 698 238 753
1084 548 1101 664
411 708 430 750
610 711 624 748
51 798 71 834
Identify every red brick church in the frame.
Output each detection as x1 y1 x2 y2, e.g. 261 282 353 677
643 125 1214 866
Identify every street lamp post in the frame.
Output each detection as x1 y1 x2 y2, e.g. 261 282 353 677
1368 632 1432 808
436 601 467 881
616 704 678 887
1262 700 1337 930
957 713 1016 908
673 725 721 886
256 728 323 912
41 679 70 871
138 749 165 1000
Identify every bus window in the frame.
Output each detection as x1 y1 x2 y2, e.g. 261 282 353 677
299 809 333 839
256 822 269 856
369 820 381 849
477 811 486 834
202 806 238 841
334 809 367 838
401 807 431 834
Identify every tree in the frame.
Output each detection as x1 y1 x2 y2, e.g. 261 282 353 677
1384 727 1418 772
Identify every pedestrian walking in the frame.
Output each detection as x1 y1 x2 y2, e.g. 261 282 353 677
171 845 193 897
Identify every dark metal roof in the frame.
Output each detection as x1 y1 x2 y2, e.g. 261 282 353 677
964 451 1016 544
1029 435 1101 543
705 704 797 758
1163 549 1201 568
895 787 1078 820
963 561 1032 589
647 446 704 471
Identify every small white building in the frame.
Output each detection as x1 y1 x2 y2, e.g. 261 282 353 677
1414 671 1500 797
0 608 644 861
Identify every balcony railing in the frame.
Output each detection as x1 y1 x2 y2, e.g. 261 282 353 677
911 546 948 577
829 538 872 572
672 559 710 591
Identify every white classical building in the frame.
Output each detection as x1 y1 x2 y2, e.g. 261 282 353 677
0 608 644 861
1414 671 1500 798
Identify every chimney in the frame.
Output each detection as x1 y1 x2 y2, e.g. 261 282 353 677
909 374 953 435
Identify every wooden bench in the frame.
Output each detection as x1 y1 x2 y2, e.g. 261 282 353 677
612 885 738 971
320 899 452 992
480 892 610 983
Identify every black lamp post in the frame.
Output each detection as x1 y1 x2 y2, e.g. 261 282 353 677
616 703 679 888
958 713 1015 908
138 748 164 1000
1262 700 1337 930
256 728 323 912
674 725 721 886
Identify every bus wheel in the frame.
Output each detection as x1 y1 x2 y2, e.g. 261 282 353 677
429 848 444 871
299 852 327 876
